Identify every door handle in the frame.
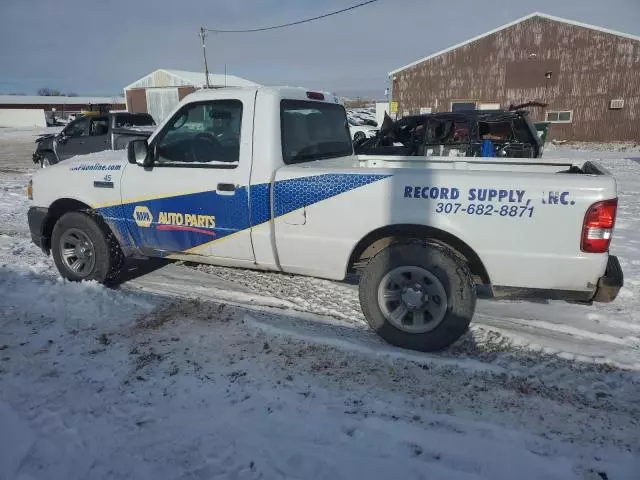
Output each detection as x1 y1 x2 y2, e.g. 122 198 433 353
217 183 236 193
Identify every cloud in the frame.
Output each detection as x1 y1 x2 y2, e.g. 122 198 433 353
0 0 638 97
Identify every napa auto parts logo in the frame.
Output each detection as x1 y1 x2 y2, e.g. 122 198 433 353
133 205 216 236
133 206 153 227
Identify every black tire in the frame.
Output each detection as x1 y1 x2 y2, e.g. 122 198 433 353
353 131 366 143
359 242 476 352
51 211 124 284
40 151 58 168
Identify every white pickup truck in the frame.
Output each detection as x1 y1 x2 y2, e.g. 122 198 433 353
26 86 623 352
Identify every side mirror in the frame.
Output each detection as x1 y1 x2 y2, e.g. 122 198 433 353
128 139 153 167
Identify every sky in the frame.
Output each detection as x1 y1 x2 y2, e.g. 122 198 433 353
1 0 639 99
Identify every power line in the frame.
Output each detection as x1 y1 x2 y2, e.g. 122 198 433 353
203 0 380 33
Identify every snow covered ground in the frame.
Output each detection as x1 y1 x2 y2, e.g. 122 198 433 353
0 126 62 142
0 131 639 479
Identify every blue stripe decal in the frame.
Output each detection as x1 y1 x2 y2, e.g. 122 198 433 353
97 173 390 253
273 174 391 217
249 183 271 226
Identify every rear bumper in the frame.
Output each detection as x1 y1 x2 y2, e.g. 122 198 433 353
592 255 623 303
27 207 49 253
489 255 623 304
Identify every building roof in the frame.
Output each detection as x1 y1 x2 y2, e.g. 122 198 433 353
0 95 125 105
124 69 259 90
389 12 640 76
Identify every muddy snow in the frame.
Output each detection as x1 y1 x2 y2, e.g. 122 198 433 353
0 130 638 480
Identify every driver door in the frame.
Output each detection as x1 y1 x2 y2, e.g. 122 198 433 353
79 116 110 155
120 90 257 262
56 116 91 161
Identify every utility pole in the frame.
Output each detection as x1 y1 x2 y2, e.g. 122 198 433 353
199 27 211 89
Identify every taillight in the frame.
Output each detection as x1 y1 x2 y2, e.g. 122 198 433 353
581 199 617 253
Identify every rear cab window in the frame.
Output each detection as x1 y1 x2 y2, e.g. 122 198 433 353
280 100 352 165
115 114 156 128
90 117 109 136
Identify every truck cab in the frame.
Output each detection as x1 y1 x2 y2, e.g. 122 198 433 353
118 88 350 266
33 112 156 167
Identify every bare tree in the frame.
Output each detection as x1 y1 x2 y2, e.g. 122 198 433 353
37 88 63 96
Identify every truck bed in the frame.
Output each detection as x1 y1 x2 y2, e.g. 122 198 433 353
354 155 610 175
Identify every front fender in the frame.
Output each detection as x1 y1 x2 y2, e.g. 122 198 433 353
31 157 127 212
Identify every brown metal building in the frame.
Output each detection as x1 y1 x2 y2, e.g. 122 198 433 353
389 12 640 142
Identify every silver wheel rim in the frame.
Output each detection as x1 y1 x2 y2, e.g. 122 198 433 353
42 158 50 168
59 228 96 277
377 266 448 333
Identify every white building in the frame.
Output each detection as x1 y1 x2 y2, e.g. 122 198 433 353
124 69 259 123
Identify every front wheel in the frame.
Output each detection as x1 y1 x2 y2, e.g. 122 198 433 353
359 243 476 352
353 131 366 143
51 212 124 283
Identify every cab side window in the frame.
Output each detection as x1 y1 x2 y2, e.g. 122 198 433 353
155 100 242 167
64 117 90 138
90 117 109 136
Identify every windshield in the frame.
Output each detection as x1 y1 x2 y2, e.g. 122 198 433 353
280 100 352 164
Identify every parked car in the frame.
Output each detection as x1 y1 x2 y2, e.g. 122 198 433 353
348 117 379 142
33 112 156 167
27 86 622 352
356 110 543 158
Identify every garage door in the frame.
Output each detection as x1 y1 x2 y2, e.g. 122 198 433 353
146 88 180 123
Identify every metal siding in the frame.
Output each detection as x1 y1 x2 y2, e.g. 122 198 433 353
126 70 194 89
145 88 180 123
177 86 197 100
392 17 640 141
0 102 125 111
126 89 148 114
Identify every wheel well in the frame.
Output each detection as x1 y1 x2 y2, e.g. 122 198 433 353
42 198 92 250
348 224 490 284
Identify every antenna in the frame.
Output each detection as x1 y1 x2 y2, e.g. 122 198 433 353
199 27 211 89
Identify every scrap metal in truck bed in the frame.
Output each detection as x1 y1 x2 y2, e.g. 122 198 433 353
25 86 623 352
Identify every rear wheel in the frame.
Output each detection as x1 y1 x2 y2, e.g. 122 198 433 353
40 152 57 168
51 212 124 283
359 243 476 351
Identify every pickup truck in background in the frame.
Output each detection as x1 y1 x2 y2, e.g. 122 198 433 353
26 86 623 352
32 112 156 167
